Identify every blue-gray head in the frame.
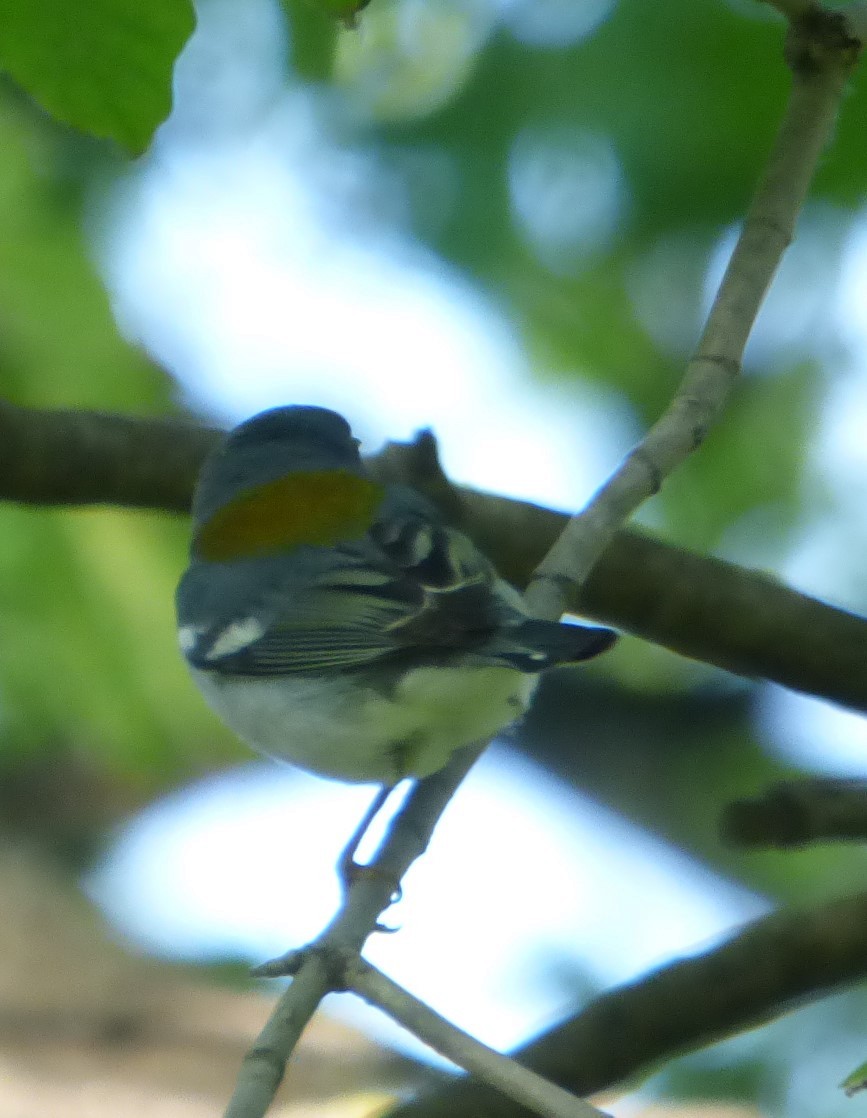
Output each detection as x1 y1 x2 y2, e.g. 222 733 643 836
191 406 365 528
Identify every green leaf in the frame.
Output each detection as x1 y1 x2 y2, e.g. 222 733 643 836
0 0 196 153
280 0 339 80
842 1061 867 1097
0 100 240 784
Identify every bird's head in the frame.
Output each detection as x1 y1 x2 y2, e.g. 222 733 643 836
190 406 383 562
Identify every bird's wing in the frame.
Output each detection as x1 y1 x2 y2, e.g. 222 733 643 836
177 516 507 677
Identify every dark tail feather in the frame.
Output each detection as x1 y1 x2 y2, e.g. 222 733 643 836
510 619 617 668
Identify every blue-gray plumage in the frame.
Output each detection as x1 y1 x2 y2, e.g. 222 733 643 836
176 406 616 783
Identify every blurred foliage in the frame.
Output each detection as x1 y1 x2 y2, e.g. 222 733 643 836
841 1057 867 1095
1 0 867 1111
327 0 865 557
659 361 821 549
0 0 195 152
0 92 244 818
282 0 340 79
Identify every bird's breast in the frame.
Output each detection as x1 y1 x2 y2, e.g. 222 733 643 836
188 664 537 783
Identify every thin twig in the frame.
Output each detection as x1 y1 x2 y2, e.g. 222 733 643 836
721 779 867 847
223 745 483 1118
346 958 610 1118
524 12 861 622
386 889 867 1118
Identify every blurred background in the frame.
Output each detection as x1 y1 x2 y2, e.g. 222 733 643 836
2 0 867 1113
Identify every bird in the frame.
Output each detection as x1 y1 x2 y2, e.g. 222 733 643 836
176 405 616 788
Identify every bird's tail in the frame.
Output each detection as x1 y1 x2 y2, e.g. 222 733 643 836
495 618 616 671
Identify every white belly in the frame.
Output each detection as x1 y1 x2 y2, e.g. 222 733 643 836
191 665 538 783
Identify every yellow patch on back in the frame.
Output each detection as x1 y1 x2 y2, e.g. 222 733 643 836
195 470 384 561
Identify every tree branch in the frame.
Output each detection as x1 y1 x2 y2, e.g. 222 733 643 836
463 498 867 714
223 745 483 1118
345 959 610 1118
721 779 867 847
0 399 219 510
386 890 867 1118
524 9 862 621
3 400 867 711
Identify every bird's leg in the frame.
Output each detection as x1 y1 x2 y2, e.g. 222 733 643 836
339 783 396 894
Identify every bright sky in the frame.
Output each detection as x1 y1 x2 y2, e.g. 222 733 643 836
87 749 767 1060
102 117 637 511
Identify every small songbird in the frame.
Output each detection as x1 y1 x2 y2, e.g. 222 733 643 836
176 406 616 785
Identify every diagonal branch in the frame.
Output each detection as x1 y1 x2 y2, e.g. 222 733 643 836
524 8 862 622
456 492 867 714
721 778 867 847
345 958 610 1118
386 889 867 1118
223 745 484 1118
